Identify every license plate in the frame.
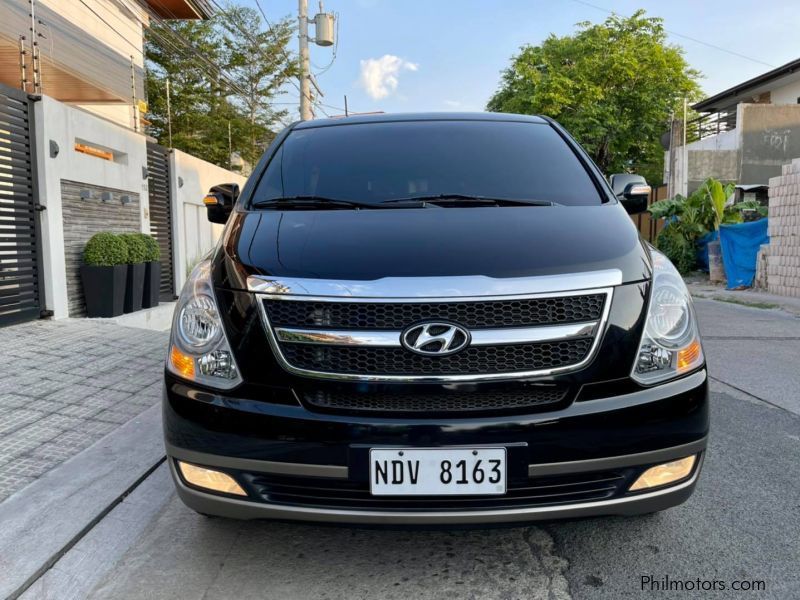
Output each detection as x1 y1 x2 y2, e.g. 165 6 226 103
369 448 506 496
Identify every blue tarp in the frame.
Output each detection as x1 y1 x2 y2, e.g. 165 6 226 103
696 230 719 272
719 219 770 289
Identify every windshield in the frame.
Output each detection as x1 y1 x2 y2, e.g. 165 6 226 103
252 120 602 207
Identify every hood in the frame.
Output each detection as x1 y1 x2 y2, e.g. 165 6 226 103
217 205 651 289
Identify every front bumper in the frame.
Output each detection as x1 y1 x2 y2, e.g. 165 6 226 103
164 369 708 524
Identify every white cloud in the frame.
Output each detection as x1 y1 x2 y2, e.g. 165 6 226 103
358 55 418 100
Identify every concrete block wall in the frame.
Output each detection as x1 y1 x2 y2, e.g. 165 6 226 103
32 94 248 318
34 96 149 319
766 158 800 297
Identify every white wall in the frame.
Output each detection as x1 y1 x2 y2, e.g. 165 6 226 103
770 79 800 105
34 96 149 318
170 150 247 294
40 0 148 70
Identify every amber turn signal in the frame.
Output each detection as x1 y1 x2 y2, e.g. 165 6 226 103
677 339 702 371
170 345 195 379
202 194 219 205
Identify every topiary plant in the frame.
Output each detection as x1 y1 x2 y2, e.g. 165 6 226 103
137 233 161 262
83 232 128 266
119 233 148 264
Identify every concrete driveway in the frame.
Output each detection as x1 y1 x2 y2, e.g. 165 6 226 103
9 299 800 600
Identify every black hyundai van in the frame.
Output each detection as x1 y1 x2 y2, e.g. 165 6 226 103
164 113 708 524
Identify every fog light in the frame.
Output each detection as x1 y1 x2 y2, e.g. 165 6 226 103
177 461 246 496
629 455 696 491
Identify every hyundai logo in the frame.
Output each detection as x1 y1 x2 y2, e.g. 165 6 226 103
400 322 471 356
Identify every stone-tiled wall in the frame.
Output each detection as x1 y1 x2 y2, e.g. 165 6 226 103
767 159 800 297
61 181 140 317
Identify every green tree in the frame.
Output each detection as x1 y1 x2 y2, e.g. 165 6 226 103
220 6 297 166
487 10 702 183
144 7 296 169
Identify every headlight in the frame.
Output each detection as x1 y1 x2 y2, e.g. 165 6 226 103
166 259 242 389
631 249 704 385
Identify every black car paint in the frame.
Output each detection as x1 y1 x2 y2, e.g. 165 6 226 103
164 113 708 520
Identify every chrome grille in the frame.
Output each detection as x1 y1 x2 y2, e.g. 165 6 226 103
254 276 615 382
265 294 605 329
282 339 592 375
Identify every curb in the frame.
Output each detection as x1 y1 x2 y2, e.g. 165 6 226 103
0 404 165 600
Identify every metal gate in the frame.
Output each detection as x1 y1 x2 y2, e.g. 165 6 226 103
146 141 175 300
0 84 43 326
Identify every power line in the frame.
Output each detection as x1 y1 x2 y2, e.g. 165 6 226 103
206 0 309 101
567 0 775 68
76 0 144 56
133 0 254 97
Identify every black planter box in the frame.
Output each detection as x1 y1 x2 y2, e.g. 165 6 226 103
124 263 146 313
81 264 127 318
143 261 161 309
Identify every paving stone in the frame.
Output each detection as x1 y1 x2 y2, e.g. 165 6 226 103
44 384 105 405
0 409 45 436
57 403 102 420
0 394 32 410
0 473 35 502
0 320 168 501
24 398 71 414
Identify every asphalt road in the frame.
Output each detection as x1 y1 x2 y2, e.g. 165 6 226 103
59 299 800 599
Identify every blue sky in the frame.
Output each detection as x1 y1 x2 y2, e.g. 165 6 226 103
239 0 800 118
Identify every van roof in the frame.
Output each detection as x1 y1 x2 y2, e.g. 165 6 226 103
293 112 547 129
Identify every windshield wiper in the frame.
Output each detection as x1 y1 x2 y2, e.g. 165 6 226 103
252 196 380 210
379 194 560 207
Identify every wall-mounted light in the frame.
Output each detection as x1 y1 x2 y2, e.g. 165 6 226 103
142 166 149 180
178 176 184 188
121 195 132 205
80 189 92 200
101 191 113 203
49 140 59 158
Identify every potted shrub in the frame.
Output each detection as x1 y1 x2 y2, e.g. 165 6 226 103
140 234 161 309
81 232 129 317
120 233 148 313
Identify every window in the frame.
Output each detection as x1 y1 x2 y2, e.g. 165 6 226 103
253 120 602 207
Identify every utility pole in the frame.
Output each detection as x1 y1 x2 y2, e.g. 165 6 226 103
228 121 233 169
298 0 312 121
298 1 335 121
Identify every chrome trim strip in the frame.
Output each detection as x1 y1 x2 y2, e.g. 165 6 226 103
275 322 598 347
167 444 349 479
527 438 707 477
275 328 400 347
256 288 614 383
248 270 623 299
172 462 702 524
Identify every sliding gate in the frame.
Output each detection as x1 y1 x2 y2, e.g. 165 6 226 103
146 141 175 300
0 84 43 326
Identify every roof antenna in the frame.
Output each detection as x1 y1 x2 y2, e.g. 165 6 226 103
344 95 349 117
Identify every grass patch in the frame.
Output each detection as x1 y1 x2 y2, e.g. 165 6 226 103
712 296 779 310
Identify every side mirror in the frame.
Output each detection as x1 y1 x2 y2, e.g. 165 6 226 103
620 182 651 215
203 183 240 224
610 174 650 215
